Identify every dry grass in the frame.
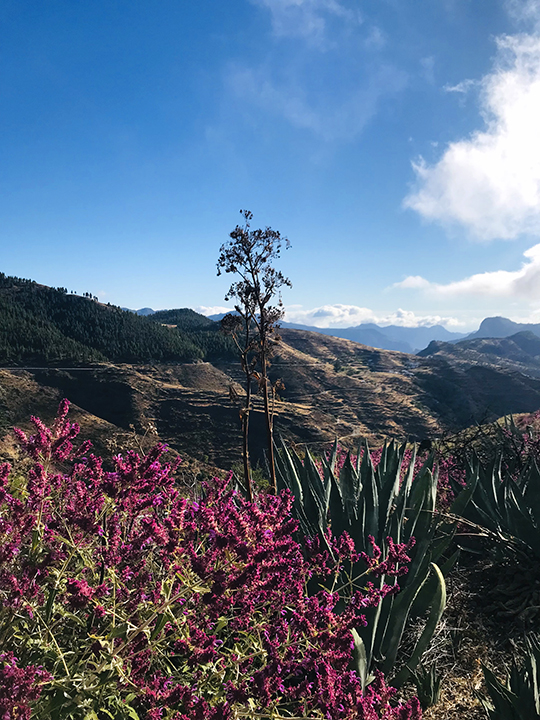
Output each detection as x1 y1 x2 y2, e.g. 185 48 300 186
395 546 539 719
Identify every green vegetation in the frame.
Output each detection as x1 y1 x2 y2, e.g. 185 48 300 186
275 439 453 689
480 635 540 719
0 273 235 365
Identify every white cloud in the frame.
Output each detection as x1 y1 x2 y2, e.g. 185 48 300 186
507 0 540 29
250 0 359 46
228 62 407 141
443 78 478 94
394 242 540 298
195 305 231 317
404 33 540 240
283 303 463 328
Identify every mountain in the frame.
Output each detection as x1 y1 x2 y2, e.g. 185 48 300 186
3 276 540 472
208 314 467 353
0 273 235 365
121 307 156 315
463 316 540 341
297 322 466 353
419 331 540 378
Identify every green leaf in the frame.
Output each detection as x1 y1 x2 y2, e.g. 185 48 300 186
44 586 58 624
150 613 168 641
392 563 446 687
109 622 129 640
351 628 373 692
214 616 228 633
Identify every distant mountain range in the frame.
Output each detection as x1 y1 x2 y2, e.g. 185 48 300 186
419 330 540 379
208 313 466 353
118 310 540 355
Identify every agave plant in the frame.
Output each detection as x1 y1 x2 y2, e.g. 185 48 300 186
451 451 540 560
409 663 443 711
480 635 540 719
275 439 457 688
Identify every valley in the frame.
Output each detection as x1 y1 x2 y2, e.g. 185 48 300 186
4 325 540 476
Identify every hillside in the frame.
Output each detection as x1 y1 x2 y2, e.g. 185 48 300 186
3 278 540 471
0 273 235 365
275 328 540 433
3 328 540 474
419 331 540 378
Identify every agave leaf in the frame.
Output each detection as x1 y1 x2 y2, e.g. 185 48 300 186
339 453 359 525
395 444 417 523
326 465 348 542
379 563 431 678
376 442 404 532
404 463 435 542
275 443 318 538
358 573 391 669
523 461 540 527
448 463 479 519
481 665 524 720
326 438 340 476
410 547 458 619
391 563 446 687
304 447 327 506
429 528 457 567
359 446 379 549
503 480 540 554
351 627 374 692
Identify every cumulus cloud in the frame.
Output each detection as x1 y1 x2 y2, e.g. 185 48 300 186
282 303 463 328
195 305 230 317
404 33 540 240
394 242 540 298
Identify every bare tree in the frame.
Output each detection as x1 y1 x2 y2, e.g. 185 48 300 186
217 209 291 494
221 310 258 501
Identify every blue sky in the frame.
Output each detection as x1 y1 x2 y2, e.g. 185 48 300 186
2 0 540 330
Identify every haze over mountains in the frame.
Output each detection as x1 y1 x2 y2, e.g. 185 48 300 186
128 307 540 356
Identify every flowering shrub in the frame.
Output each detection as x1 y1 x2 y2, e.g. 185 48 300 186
0 401 421 720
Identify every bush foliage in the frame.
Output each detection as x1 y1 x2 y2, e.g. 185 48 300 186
0 401 421 720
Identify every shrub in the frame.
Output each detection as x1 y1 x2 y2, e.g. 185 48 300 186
0 401 421 720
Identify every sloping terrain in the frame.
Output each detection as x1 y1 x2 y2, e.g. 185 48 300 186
276 329 540 434
0 273 235 365
4 325 540 475
419 331 540 378
3 271 540 472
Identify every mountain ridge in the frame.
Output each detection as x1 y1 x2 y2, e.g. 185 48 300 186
3 273 540 472
207 313 467 353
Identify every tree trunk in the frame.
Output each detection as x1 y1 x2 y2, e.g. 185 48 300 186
242 370 253 502
260 352 277 493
